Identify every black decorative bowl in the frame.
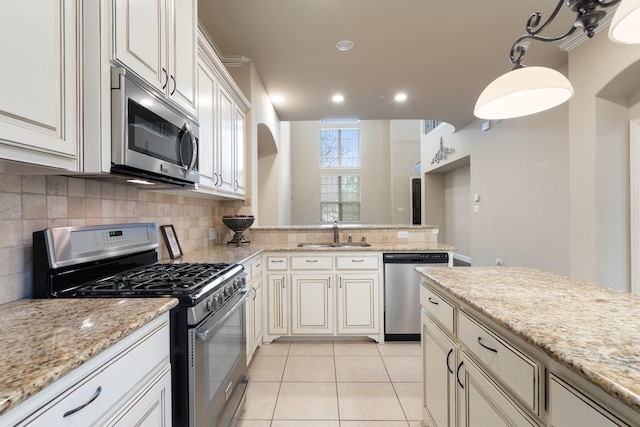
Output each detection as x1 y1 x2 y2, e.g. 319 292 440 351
222 216 254 245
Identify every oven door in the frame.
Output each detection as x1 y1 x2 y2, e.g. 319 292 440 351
190 288 250 427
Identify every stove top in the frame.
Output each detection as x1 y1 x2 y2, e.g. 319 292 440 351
68 262 235 297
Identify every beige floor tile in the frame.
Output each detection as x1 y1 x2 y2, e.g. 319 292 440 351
382 355 422 382
333 341 380 356
239 382 281 420
377 342 421 356
256 342 291 356
289 341 334 355
340 422 409 427
273 382 339 420
249 355 287 381
393 382 423 420
237 421 272 427
335 355 390 382
282 355 336 382
337 382 406 420
271 421 340 427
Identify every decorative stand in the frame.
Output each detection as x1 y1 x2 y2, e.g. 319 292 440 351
222 216 255 245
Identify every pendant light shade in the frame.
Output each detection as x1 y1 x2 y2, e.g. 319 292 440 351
474 66 574 120
609 0 640 44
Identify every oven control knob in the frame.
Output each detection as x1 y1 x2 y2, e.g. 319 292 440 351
206 299 214 311
207 295 222 311
234 278 242 290
224 286 234 297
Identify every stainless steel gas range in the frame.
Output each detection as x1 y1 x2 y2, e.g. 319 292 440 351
32 222 250 427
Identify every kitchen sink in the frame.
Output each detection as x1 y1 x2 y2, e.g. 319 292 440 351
296 242 371 248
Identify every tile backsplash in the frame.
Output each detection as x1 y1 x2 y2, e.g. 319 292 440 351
0 174 245 305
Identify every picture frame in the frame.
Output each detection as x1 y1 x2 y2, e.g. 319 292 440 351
160 224 183 259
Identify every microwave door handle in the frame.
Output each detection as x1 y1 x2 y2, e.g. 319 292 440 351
183 122 198 176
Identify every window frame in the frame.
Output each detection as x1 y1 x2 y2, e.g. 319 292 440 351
319 128 361 169
320 174 361 223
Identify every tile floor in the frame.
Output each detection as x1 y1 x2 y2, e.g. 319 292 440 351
238 341 423 427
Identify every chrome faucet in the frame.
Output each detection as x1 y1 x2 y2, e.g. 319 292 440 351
333 221 339 243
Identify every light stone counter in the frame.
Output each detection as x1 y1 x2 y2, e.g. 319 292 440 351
172 242 456 265
417 266 640 415
0 298 177 416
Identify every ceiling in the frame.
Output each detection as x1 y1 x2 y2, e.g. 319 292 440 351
198 0 579 130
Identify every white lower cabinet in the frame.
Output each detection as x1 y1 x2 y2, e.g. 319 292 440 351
245 256 264 365
457 351 539 427
291 274 334 334
422 313 457 427
549 375 629 427
6 314 171 427
421 281 640 427
337 273 379 335
263 252 383 342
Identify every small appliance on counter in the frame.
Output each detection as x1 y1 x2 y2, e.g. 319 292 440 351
32 222 249 427
222 215 255 245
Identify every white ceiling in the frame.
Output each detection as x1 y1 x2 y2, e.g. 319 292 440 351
198 0 580 130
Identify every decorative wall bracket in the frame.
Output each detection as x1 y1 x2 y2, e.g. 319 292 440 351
431 137 455 165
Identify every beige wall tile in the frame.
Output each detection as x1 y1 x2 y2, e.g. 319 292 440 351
68 177 86 197
47 176 67 195
101 199 115 217
22 195 46 219
47 196 68 218
0 175 22 192
0 193 21 219
86 179 102 198
0 220 23 247
22 176 46 194
68 197 86 219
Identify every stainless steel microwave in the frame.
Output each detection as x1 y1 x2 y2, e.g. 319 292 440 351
111 67 199 188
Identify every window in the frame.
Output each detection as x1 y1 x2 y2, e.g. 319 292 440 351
320 129 360 167
320 175 360 222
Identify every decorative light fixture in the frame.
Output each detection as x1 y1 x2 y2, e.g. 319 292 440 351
475 0 640 120
336 40 354 52
609 0 640 43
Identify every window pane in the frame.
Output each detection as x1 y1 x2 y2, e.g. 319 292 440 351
341 203 360 221
320 174 360 222
340 130 359 167
321 203 339 222
320 130 339 167
320 176 339 202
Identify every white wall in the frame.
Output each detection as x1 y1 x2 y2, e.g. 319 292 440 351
568 30 640 291
390 121 421 224
289 120 392 225
422 106 570 275
444 165 471 260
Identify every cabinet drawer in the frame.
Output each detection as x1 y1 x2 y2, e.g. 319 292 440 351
336 255 379 270
420 284 455 335
458 311 539 413
291 255 333 270
250 259 262 279
266 256 288 270
25 321 170 426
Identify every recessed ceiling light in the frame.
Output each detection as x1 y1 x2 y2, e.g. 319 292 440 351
395 93 408 102
332 94 344 103
271 95 285 104
336 40 354 51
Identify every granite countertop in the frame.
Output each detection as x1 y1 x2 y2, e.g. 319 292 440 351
417 266 640 414
170 242 456 265
252 224 441 230
0 298 177 417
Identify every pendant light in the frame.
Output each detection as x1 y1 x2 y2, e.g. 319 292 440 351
609 0 640 43
475 0 640 120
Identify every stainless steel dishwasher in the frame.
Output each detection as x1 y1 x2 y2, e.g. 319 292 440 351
383 252 449 341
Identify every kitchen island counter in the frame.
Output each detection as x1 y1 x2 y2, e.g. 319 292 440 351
0 298 177 417
417 266 640 416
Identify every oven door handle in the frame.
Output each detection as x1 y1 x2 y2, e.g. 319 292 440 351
196 288 250 342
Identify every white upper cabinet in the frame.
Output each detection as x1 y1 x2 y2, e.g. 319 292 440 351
0 0 79 171
113 0 197 117
195 28 250 199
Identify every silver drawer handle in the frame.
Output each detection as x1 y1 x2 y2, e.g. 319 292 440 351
428 297 439 305
477 337 498 353
351 259 364 262
63 386 102 417
306 259 319 263
271 260 284 263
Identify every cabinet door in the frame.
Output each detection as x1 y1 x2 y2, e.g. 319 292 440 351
422 314 457 427
167 0 197 116
107 365 172 427
196 58 216 189
234 107 247 196
253 280 263 350
457 352 539 427
549 375 628 427
291 274 334 335
337 274 378 335
267 275 288 335
217 86 235 194
0 0 79 170
113 0 166 92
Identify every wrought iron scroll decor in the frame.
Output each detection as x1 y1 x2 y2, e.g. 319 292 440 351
431 137 455 165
